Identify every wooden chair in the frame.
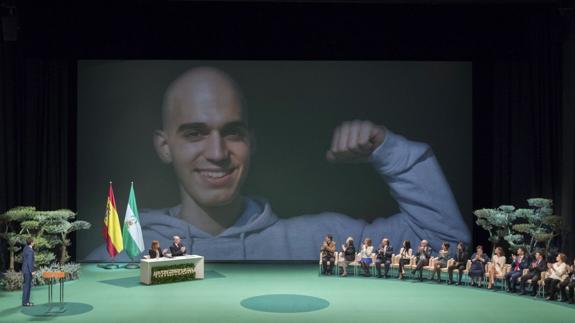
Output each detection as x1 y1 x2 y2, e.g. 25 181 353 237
404 257 417 279
462 260 472 285
369 253 378 276
484 262 508 290
336 251 350 276
349 253 362 276
352 253 378 276
441 258 455 282
535 271 548 298
423 257 436 280
318 252 339 276
390 254 400 277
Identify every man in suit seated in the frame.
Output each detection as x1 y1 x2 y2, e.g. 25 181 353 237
412 240 432 281
320 234 336 275
519 250 547 296
505 247 531 293
559 258 575 304
375 238 394 278
169 235 187 257
448 242 468 285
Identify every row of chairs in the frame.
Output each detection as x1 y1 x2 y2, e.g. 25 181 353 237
319 252 562 300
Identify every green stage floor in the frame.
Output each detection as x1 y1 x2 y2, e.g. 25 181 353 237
0 263 573 323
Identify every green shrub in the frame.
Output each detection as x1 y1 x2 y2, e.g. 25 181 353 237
1 262 82 291
1 270 24 291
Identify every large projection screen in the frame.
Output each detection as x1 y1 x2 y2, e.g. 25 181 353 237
77 60 471 261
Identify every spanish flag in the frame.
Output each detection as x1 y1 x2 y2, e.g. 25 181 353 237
104 182 124 257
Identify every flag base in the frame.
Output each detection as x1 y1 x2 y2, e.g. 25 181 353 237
124 263 140 269
98 263 120 270
46 304 67 314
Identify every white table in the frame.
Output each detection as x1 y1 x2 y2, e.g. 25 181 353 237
140 255 204 285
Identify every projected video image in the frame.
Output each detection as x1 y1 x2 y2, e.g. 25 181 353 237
77 61 472 261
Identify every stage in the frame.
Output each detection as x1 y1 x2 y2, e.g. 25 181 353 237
0 263 573 322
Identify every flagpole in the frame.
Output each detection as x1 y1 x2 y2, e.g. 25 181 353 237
108 181 118 269
101 181 121 269
123 181 141 269
125 256 140 269
110 255 120 269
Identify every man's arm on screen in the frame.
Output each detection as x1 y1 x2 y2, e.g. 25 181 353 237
326 120 470 248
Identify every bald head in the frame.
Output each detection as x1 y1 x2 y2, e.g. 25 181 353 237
153 66 252 210
161 67 245 131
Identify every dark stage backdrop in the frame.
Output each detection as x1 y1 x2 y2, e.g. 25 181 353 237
1 3 573 266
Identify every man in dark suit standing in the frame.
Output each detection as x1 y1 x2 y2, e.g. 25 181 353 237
375 238 394 278
169 235 187 257
22 237 36 307
519 250 547 296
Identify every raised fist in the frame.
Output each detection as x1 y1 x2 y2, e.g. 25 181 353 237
326 120 386 163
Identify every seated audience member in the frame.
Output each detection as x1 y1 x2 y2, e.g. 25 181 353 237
505 247 530 293
544 253 569 301
519 250 547 296
339 237 356 277
398 240 413 280
148 240 164 259
169 235 187 257
448 242 468 285
559 258 575 304
431 242 449 282
375 238 393 278
469 245 489 287
487 246 506 289
320 234 337 275
359 238 374 277
412 240 432 281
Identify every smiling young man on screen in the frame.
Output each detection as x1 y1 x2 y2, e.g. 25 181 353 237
86 67 469 261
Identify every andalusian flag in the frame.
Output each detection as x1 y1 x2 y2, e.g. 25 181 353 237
104 182 123 257
122 182 145 258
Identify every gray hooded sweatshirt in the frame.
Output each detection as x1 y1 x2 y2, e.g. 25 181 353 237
86 131 470 261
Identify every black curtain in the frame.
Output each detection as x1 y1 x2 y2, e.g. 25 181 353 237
0 40 76 270
472 12 568 255
0 3 573 268
561 7 575 259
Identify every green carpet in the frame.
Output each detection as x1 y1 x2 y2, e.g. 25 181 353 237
0 264 573 323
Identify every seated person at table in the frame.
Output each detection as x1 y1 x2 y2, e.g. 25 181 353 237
519 250 546 296
375 238 393 278
359 238 374 277
412 239 432 281
544 253 569 301
469 245 489 287
169 235 187 257
505 247 530 293
431 242 449 282
398 240 413 280
320 234 336 275
339 237 356 277
486 246 506 289
559 258 575 304
148 240 164 258
448 242 468 285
